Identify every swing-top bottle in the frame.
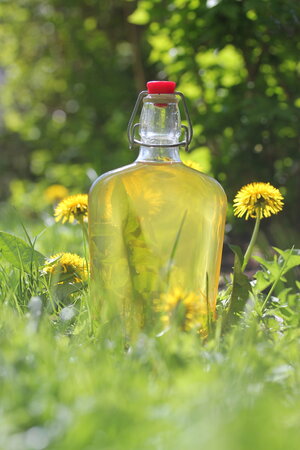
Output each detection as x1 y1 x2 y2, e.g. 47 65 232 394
88 81 227 335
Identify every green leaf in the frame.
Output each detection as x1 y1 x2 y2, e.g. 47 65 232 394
128 6 150 25
166 210 187 282
0 231 45 272
55 282 85 301
273 247 300 271
253 248 300 294
224 245 252 328
277 287 299 306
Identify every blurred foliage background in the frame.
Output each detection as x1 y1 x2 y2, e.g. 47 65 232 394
0 0 299 248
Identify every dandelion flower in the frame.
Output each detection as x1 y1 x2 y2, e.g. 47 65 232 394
141 188 163 216
183 160 203 172
124 175 163 218
44 184 69 204
54 194 88 224
42 252 88 283
154 286 207 331
233 182 284 220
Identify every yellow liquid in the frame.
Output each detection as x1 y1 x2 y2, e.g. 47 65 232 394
88 161 227 334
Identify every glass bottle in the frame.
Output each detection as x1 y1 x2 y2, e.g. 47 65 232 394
88 81 227 336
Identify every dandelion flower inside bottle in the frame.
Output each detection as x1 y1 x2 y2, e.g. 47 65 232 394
88 81 227 336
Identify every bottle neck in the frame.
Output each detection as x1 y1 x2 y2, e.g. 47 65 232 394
135 94 182 163
136 146 181 163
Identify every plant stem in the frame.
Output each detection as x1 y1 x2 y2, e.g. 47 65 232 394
78 217 89 257
79 219 89 244
242 215 261 272
80 221 89 277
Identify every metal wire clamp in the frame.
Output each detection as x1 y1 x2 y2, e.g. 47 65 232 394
127 90 193 152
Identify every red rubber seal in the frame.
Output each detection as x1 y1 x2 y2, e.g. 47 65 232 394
147 81 176 94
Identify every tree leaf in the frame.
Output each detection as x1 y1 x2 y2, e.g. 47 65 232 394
0 231 45 272
128 8 150 25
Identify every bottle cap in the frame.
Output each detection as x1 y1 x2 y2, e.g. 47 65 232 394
147 81 176 94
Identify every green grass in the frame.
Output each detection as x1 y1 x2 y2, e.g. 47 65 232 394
1 299 300 450
1 203 300 449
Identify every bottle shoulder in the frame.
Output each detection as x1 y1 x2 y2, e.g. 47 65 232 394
187 166 227 201
89 163 137 194
170 163 227 203
89 161 227 205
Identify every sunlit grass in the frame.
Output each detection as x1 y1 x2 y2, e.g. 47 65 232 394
1 292 300 449
0 200 300 449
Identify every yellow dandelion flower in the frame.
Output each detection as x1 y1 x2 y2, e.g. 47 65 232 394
54 194 88 224
183 160 203 172
233 182 284 220
42 252 88 283
154 286 207 332
141 188 163 216
44 184 69 204
123 175 163 218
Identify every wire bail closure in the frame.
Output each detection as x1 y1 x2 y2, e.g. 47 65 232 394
127 90 193 152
